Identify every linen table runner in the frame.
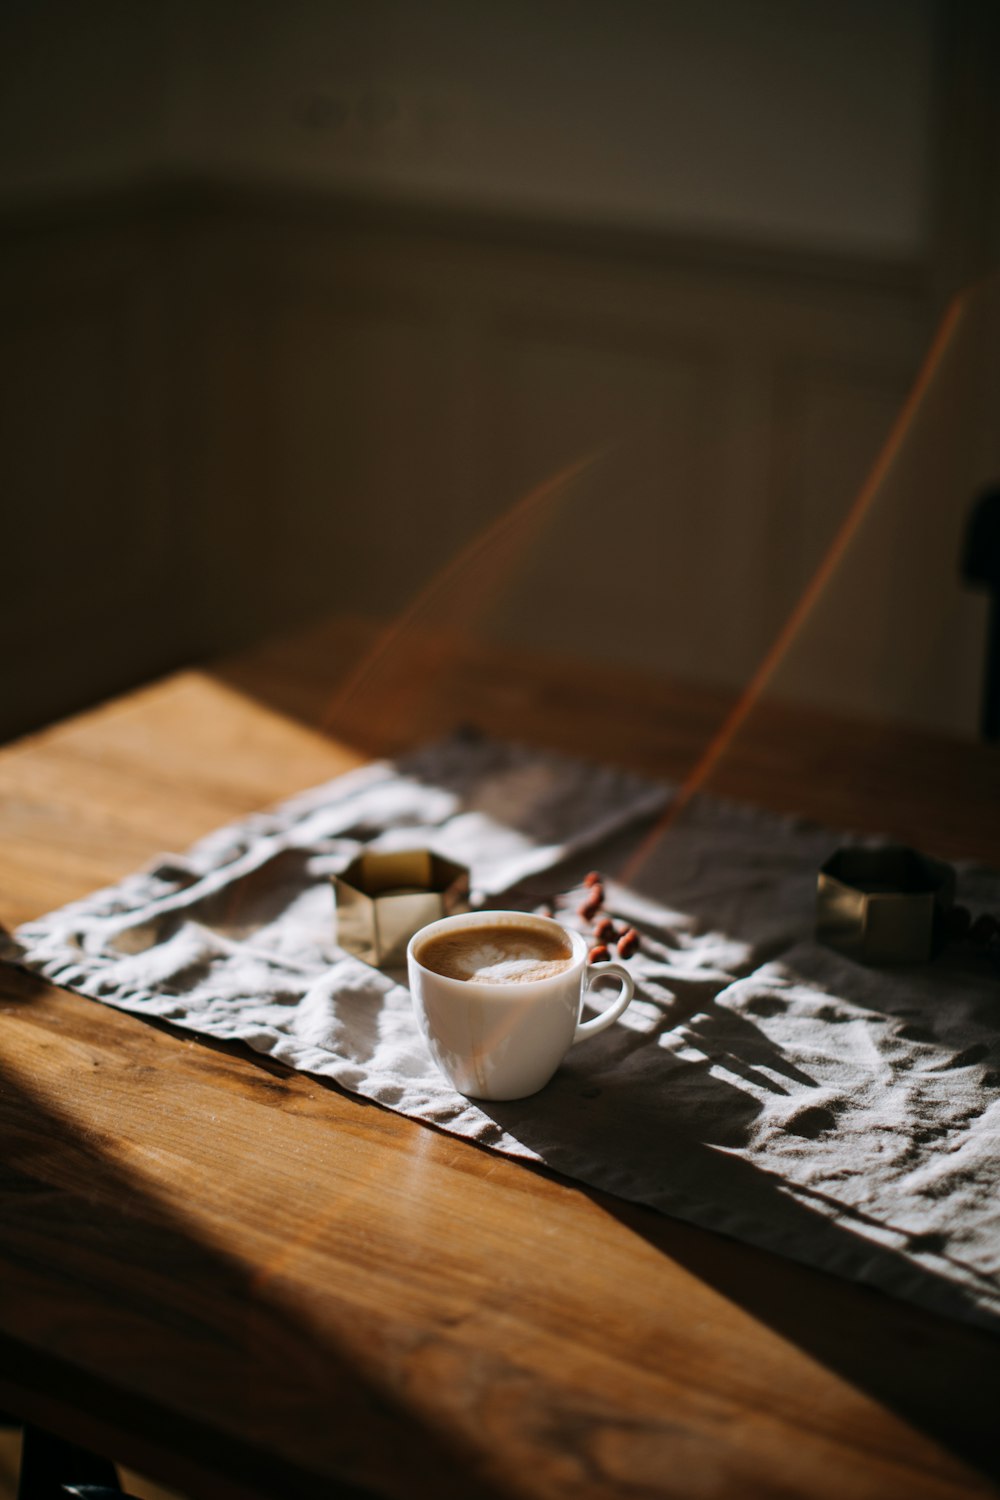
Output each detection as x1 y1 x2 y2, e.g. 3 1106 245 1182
5 733 1000 1335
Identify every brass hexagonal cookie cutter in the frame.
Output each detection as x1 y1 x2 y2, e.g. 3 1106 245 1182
332 848 470 968
816 845 955 964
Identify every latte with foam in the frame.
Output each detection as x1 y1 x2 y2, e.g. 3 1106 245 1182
415 920 574 984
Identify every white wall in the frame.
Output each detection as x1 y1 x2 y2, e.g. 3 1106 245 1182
1 0 936 259
7 0 990 745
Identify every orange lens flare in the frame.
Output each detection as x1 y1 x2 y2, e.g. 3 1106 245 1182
620 288 969 886
321 448 611 737
316 267 989 896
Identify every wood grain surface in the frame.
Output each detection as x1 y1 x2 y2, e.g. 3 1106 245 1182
1 616 998 1500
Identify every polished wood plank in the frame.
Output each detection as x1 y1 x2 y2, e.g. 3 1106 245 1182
2 966 996 1500
0 671 364 931
0 615 998 1500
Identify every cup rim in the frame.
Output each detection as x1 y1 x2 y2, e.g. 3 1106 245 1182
407 909 587 987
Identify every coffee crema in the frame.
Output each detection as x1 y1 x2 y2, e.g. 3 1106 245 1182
415 921 574 985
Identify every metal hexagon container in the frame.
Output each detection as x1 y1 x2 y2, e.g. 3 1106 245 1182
816 845 955 964
333 848 470 967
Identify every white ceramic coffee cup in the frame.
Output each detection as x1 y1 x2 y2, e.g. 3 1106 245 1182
407 909 635 1100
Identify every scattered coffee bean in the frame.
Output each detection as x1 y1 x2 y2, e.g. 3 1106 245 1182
617 927 639 959
588 944 610 964
584 871 602 888
594 917 616 943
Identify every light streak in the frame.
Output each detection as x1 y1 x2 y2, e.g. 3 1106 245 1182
321 448 609 735
620 290 969 884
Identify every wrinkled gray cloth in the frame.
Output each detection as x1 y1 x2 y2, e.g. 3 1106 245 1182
5 734 1000 1333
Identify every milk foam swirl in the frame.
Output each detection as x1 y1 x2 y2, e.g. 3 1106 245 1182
416 923 573 984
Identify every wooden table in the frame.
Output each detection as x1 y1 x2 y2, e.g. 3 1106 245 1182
1 616 998 1500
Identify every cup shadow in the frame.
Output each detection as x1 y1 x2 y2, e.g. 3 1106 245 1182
486 813 1000 1486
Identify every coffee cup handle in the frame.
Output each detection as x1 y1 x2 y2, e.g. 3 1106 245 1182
573 962 635 1041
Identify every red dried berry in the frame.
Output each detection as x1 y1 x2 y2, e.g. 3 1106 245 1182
584 871 602 888
588 944 611 964
594 917 616 943
578 890 603 921
617 927 639 959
